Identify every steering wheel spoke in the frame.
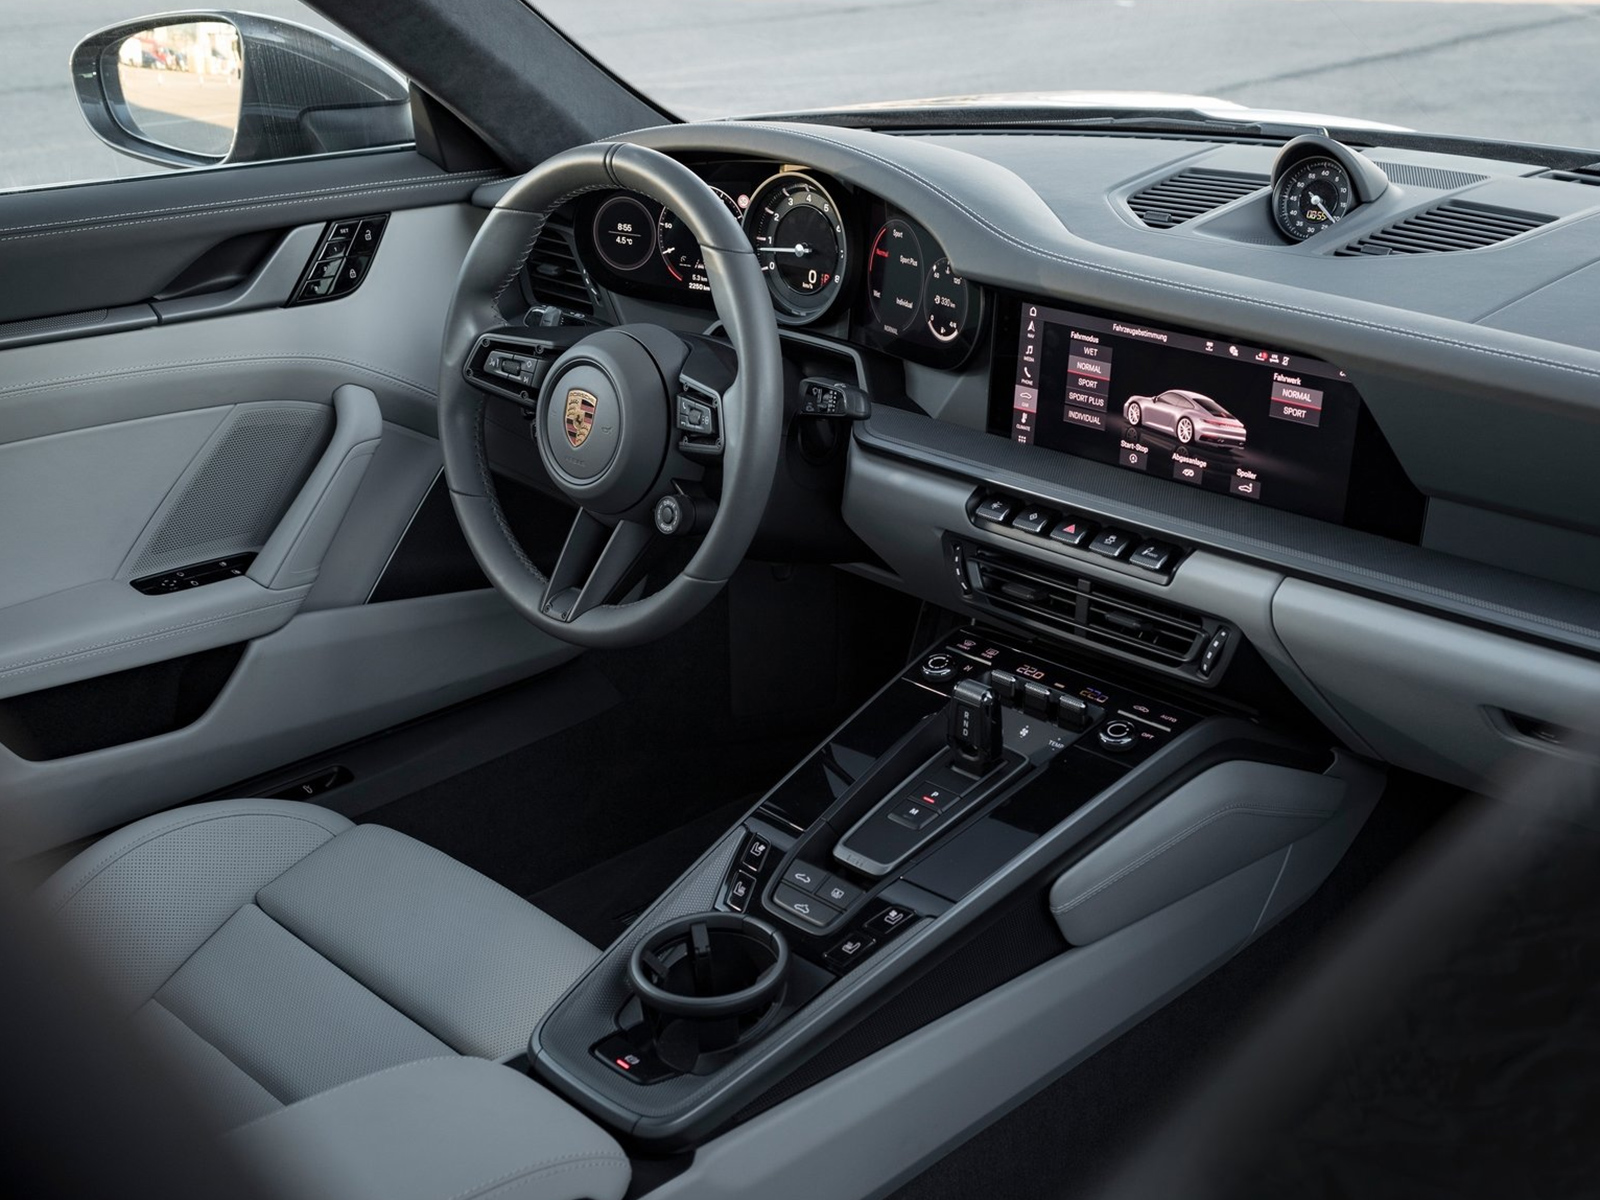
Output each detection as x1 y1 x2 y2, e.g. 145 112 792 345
542 510 655 623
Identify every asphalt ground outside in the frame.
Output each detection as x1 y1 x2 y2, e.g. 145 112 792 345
4 1 1598 192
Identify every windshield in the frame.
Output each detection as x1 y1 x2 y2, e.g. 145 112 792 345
534 0 1600 150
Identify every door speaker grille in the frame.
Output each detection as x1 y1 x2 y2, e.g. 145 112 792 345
128 402 331 577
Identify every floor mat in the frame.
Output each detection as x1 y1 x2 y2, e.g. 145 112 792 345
528 797 752 949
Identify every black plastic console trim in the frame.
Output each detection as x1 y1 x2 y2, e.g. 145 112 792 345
530 627 1325 1146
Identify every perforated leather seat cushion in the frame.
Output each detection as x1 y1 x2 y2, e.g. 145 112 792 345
39 799 602 1127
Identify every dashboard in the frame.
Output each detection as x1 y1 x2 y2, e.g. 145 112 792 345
492 117 1600 795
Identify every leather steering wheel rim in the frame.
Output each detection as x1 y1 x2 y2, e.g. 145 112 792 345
437 142 783 648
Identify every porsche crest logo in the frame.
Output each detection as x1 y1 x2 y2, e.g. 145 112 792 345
563 388 598 449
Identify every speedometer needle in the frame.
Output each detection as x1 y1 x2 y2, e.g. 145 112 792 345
756 243 813 257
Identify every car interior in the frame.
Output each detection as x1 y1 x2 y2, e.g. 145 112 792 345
2 2 1598 1198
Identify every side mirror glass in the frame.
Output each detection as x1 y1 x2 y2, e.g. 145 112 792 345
72 12 410 169
107 21 244 159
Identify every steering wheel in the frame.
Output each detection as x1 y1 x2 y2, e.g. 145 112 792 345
437 142 783 648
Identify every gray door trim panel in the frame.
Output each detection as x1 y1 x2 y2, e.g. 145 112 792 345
0 590 577 857
0 205 481 441
0 151 504 325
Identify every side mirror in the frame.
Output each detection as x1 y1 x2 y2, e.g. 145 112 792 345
71 11 411 169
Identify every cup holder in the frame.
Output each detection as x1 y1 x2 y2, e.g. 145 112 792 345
623 912 789 1073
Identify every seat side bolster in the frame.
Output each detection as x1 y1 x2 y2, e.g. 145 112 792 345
37 799 352 1009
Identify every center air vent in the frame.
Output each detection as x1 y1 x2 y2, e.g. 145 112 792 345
1335 200 1554 256
1127 169 1268 229
965 544 1211 671
522 216 594 315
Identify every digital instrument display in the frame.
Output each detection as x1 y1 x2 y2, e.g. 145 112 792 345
854 204 981 368
992 298 1425 538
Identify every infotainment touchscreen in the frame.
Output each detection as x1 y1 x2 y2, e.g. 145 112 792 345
1000 300 1375 527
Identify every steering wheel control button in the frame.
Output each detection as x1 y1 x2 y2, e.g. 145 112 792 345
675 394 717 435
1048 517 1096 548
725 872 757 913
824 932 877 970
1131 540 1179 572
920 652 956 682
772 884 841 928
1098 719 1139 752
865 905 915 934
1088 528 1137 559
1010 506 1055 535
740 833 772 873
974 496 1015 524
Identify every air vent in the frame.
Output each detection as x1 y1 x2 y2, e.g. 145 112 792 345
1335 200 1555 256
1538 162 1600 186
522 216 594 314
1127 169 1267 229
967 546 1209 669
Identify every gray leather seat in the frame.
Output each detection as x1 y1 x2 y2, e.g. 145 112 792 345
39 798 630 1200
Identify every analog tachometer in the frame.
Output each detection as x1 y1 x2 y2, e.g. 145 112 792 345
747 172 848 322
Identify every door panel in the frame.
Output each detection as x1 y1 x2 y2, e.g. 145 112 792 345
0 177 577 856
0 151 501 326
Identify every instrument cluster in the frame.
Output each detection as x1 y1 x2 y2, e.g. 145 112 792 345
572 161 982 369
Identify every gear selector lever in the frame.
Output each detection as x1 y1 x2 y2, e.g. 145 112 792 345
948 678 1004 772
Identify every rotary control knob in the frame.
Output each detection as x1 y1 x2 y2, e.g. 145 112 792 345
1097 719 1138 752
920 652 956 682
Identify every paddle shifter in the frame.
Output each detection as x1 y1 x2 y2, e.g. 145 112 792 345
947 678 1004 772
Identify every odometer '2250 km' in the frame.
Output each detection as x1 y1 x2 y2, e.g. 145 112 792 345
747 172 847 322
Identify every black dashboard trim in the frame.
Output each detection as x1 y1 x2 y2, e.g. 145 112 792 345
853 406 1600 659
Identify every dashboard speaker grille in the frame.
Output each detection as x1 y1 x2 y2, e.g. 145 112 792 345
522 216 595 315
1368 162 1488 190
967 546 1207 668
1127 169 1267 229
1335 199 1555 256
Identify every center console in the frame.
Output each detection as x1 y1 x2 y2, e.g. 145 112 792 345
529 625 1384 1146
